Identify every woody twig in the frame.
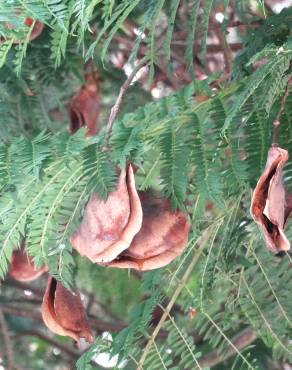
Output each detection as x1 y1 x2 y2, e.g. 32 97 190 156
104 57 148 149
273 79 291 146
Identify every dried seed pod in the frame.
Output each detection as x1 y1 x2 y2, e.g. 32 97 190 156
23 18 44 42
104 193 190 271
67 73 100 137
70 165 143 263
2 17 44 43
41 277 93 344
8 243 47 282
250 146 291 252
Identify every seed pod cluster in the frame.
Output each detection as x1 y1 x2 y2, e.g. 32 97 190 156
6 165 190 343
71 165 190 271
8 244 92 344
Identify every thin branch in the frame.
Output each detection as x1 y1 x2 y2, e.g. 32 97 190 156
21 329 80 358
227 20 259 28
88 316 125 333
198 327 257 368
137 228 211 370
1 298 42 305
165 312 202 369
0 307 18 370
86 293 95 315
171 40 242 52
242 275 292 357
84 289 127 324
1 304 42 320
0 303 125 333
272 79 291 145
21 330 109 370
4 278 44 297
104 57 148 148
0 306 124 366
210 12 233 74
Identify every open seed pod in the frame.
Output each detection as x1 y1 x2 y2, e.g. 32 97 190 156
41 277 93 344
67 73 100 137
250 146 292 252
8 243 47 281
104 193 190 271
70 165 143 263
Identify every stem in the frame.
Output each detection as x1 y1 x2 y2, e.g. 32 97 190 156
272 80 291 146
0 308 18 370
227 20 259 28
171 39 242 52
104 57 148 149
210 12 233 75
198 327 257 368
4 278 44 297
137 228 211 370
0 304 125 333
22 330 80 358
21 330 109 370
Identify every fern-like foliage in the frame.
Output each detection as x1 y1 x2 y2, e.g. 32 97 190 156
1 3 292 370
0 0 231 77
0 130 116 287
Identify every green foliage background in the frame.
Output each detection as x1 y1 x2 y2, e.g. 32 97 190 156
0 1 292 369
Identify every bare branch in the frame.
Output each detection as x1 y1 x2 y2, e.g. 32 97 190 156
210 12 233 74
22 330 110 370
137 228 211 370
198 327 257 368
1 304 42 320
0 303 125 333
104 57 148 148
0 307 19 370
273 79 291 145
4 278 44 298
21 329 80 358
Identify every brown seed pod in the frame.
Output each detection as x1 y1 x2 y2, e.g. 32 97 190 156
41 277 93 344
250 146 291 252
2 17 44 43
23 18 44 42
67 73 101 137
104 193 190 271
70 165 143 263
8 243 47 282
